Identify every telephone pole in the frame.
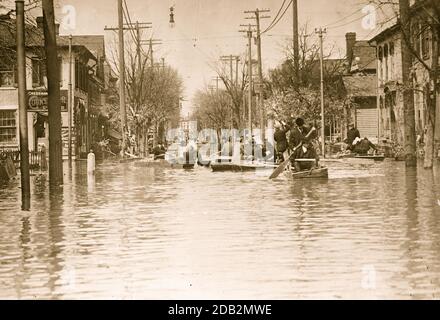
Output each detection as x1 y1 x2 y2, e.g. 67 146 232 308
235 57 240 87
117 0 127 156
240 24 256 132
105 22 151 73
105 8 151 157
315 27 326 158
245 8 270 141
121 21 152 72
15 0 30 210
212 76 221 92
68 35 73 162
220 55 240 85
292 0 299 83
399 0 417 167
42 0 63 186
140 38 162 69
221 55 240 128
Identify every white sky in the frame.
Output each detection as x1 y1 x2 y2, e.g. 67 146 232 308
2 0 395 115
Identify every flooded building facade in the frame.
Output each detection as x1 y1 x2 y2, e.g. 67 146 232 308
343 32 378 142
370 0 440 155
0 15 112 159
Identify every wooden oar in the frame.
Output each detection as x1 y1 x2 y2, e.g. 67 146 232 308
269 144 300 179
269 127 317 180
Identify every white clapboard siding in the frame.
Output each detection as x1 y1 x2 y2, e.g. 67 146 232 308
356 108 378 139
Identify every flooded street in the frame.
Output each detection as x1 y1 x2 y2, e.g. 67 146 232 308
1 160 440 299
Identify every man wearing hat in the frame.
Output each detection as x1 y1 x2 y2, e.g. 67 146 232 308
289 117 318 171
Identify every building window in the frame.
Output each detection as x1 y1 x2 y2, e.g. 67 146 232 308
58 57 63 87
384 44 389 82
0 69 15 87
75 61 89 91
378 46 383 83
421 27 430 60
0 60 17 88
75 59 79 89
0 54 17 87
389 42 394 78
32 58 46 87
0 110 17 145
412 21 421 56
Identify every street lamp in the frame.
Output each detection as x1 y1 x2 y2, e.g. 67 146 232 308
169 6 175 28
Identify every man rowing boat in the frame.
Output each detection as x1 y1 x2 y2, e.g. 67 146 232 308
289 118 318 172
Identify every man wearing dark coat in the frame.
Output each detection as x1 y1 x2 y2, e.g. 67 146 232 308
346 124 361 151
274 122 290 162
289 118 318 171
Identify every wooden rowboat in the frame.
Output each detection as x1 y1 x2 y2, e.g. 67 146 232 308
211 162 277 172
338 154 385 162
288 166 329 179
134 159 172 168
353 155 385 161
171 163 195 169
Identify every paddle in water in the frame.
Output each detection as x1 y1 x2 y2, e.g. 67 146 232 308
269 149 296 179
269 127 317 180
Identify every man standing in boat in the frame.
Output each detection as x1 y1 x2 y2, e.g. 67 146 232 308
274 121 290 163
289 118 318 171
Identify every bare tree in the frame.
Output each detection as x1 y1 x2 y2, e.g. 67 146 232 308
211 55 249 129
266 26 353 134
107 39 183 155
193 88 232 131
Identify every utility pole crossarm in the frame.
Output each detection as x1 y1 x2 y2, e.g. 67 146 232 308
104 26 136 31
123 22 152 27
244 9 271 13
140 39 162 44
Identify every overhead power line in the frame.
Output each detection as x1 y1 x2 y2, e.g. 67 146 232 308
265 0 287 31
262 0 293 34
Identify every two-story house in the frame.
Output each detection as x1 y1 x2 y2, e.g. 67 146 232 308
0 15 109 159
369 24 405 146
342 32 379 142
369 0 439 151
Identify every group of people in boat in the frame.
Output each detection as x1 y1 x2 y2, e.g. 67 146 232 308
274 117 378 172
274 117 319 172
345 124 378 155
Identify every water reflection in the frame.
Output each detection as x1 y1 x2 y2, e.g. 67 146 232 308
0 160 440 299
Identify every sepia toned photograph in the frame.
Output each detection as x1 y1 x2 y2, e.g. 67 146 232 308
0 0 440 302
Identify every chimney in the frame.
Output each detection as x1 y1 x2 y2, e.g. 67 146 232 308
346 32 356 65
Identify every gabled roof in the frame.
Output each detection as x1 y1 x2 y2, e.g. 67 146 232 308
368 22 400 44
309 58 347 78
0 17 97 61
343 74 377 97
59 35 106 60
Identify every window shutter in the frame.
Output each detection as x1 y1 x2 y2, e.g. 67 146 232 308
58 57 63 87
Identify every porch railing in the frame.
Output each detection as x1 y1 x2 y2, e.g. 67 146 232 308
0 148 47 171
